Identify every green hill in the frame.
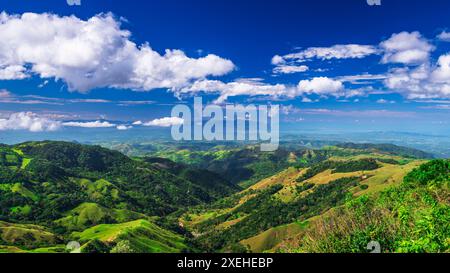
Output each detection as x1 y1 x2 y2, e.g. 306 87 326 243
0 141 447 253
180 155 448 253
278 159 449 253
136 142 433 188
0 221 61 250
0 141 238 253
0 141 238 223
55 202 147 232
73 219 187 253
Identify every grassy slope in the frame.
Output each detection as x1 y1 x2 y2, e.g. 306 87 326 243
278 160 449 253
0 141 230 253
240 221 308 253
0 221 60 250
55 202 146 232
181 154 425 252
73 219 187 253
239 161 423 252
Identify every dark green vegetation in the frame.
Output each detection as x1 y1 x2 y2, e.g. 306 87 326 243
0 141 447 253
0 141 236 253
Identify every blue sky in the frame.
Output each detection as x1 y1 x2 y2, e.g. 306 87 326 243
1 0 450 135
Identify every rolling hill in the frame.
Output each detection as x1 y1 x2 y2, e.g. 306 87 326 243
0 141 237 253
0 140 447 253
179 152 448 253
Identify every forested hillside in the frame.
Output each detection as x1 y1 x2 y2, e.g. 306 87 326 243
0 141 447 253
179 154 449 253
0 141 237 253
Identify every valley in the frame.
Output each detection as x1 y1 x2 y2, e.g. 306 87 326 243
0 141 448 253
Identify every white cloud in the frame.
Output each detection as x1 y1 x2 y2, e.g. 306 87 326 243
278 44 378 62
143 117 184 127
297 77 344 96
62 120 116 128
179 30 450 102
0 12 235 92
116 125 132 130
38 80 49 88
384 60 450 99
380 31 434 65
271 55 285 65
0 112 61 132
431 54 450 83
68 99 111 103
437 31 450 42
180 79 292 103
272 44 377 75
273 65 309 74
0 65 28 80
132 120 143 125
0 112 138 131
180 76 358 103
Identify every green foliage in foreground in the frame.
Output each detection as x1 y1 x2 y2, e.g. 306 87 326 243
288 160 449 253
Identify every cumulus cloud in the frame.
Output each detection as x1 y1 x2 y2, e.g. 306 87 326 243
321 32 450 100
377 32 450 99
143 117 184 127
384 60 450 99
0 12 235 92
431 54 450 83
0 65 28 80
380 31 434 65
0 112 61 132
180 77 355 103
437 31 450 42
297 77 344 96
180 79 292 103
271 55 286 65
62 120 116 128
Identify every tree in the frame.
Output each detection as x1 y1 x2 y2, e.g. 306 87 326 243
110 240 135 253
